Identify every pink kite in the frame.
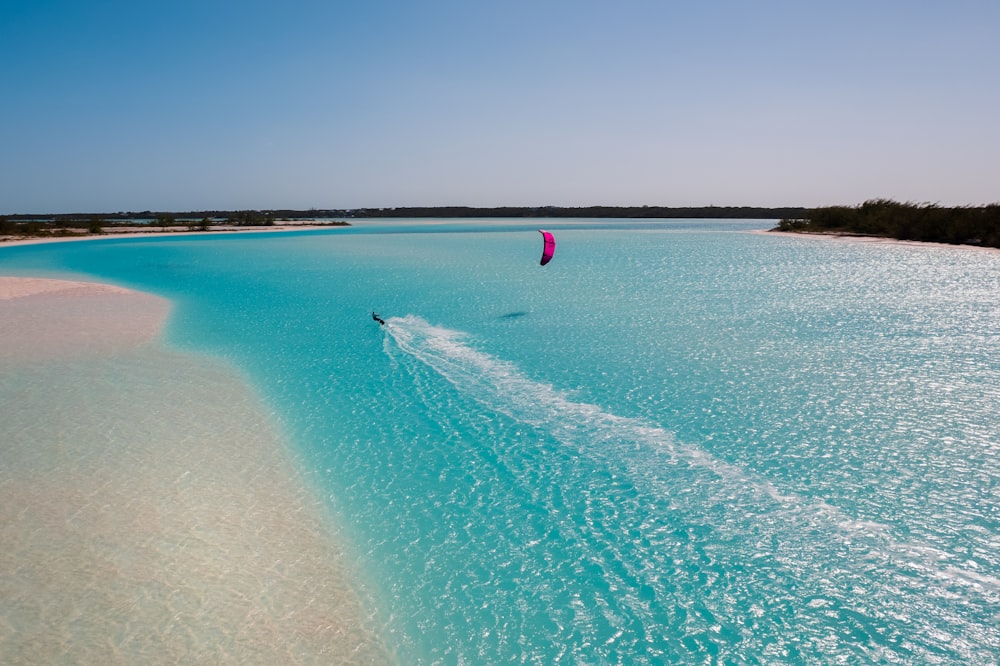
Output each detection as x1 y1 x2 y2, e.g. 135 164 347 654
538 229 556 266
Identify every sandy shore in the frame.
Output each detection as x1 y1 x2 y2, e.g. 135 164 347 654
756 229 1000 253
0 277 393 664
0 278 168 364
0 276 137 299
0 222 339 247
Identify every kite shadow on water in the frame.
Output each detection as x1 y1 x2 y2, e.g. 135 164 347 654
498 311 530 320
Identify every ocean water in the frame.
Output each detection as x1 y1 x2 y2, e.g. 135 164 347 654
1 219 998 664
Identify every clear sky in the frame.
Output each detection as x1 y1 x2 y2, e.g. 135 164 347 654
2 0 998 214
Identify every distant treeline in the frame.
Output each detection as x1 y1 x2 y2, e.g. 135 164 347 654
776 199 1000 248
0 205 811 238
344 205 808 219
4 205 806 223
0 210 350 238
7 203 999 248
5 210 292 225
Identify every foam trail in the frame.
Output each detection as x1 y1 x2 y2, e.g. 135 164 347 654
384 315 994 574
383 315 999 659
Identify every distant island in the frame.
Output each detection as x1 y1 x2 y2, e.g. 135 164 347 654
4 202 998 248
774 199 1000 249
329 205 809 219
0 206 805 241
1 211 350 241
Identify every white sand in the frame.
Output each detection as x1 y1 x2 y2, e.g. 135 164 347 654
756 229 1000 253
0 276 136 300
0 278 393 664
0 223 337 247
0 278 170 364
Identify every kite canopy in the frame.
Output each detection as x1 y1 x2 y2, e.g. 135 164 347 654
538 229 556 266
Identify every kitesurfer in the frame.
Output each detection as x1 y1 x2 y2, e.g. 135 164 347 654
372 311 386 326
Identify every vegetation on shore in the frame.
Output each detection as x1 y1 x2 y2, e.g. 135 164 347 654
5 201 999 249
775 199 1000 248
1 205 804 240
341 205 808 219
4 205 802 225
0 211 350 240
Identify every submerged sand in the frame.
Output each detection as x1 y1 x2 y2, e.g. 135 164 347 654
0 278 168 364
0 278 393 664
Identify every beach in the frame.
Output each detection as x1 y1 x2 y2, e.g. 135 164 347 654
0 277 392 664
0 222 337 248
758 228 1000 253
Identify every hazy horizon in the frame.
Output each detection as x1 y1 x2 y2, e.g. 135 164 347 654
5 203 846 218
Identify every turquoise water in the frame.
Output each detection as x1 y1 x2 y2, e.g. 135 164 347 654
2 220 998 663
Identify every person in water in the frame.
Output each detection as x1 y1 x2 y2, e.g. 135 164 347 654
372 311 386 325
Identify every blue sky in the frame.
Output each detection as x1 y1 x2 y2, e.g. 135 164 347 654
2 0 998 213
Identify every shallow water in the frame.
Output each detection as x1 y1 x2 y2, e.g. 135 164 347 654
2 220 998 663
0 285 391 664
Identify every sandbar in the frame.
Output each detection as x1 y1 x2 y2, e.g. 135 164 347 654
0 222 338 248
756 229 1000 253
0 277 393 664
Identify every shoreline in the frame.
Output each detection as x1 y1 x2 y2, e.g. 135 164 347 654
0 221 340 247
0 275 138 299
0 277 171 364
755 228 1000 253
0 276 393 664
